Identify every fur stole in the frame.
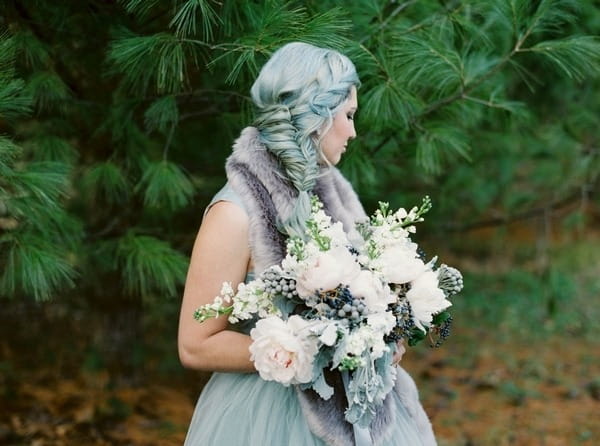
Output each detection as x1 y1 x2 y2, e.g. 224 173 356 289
225 127 436 446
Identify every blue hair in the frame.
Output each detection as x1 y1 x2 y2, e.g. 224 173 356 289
250 42 360 238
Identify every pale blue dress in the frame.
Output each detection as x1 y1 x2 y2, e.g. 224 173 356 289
183 183 425 446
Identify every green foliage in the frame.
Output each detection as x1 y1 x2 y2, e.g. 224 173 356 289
136 160 194 211
0 231 76 301
82 162 130 205
115 232 188 297
0 0 598 305
170 0 222 40
529 36 600 80
107 30 192 94
144 95 179 134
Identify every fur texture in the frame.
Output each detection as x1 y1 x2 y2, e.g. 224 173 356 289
225 127 436 445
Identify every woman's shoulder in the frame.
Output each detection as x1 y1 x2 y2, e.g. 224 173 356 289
204 182 248 219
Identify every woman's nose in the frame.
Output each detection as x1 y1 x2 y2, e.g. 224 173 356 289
349 123 356 140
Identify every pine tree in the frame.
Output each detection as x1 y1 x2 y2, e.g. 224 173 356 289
0 0 598 302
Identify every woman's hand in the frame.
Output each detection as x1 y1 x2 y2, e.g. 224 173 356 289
392 340 406 366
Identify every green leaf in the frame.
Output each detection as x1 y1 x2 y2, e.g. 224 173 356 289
115 232 188 297
407 327 427 346
432 311 452 325
136 160 194 211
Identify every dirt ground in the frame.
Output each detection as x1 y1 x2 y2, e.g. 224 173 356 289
1 327 598 446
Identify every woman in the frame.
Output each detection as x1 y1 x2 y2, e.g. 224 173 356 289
178 42 436 446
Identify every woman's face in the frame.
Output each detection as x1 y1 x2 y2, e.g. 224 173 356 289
320 86 357 166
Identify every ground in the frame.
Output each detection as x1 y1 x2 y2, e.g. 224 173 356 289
1 317 598 446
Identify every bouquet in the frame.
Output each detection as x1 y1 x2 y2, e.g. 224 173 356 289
194 196 463 427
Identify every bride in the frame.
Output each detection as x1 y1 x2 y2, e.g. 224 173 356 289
178 41 437 446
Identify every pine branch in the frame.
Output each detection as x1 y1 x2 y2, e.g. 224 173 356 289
82 162 130 206
115 231 188 297
0 230 77 301
370 4 588 158
524 36 600 81
135 160 194 211
359 0 417 44
441 188 589 232
170 0 222 41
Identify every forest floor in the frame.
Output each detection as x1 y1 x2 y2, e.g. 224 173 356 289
1 309 598 446
1 236 599 445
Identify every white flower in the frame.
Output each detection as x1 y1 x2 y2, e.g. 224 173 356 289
348 270 395 313
318 322 339 346
376 245 425 284
220 282 234 298
230 280 279 323
343 324 390 360
367 311 396 334
321 221 350 248
295 246 360 298
249 315 318 385
406 270 452 331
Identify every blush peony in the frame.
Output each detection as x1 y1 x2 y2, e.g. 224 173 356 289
295 246 360 298
249 315 319 385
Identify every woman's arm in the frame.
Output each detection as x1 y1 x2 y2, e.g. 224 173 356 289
177 201 255 372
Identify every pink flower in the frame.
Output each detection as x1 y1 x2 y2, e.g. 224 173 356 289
249 315 318 385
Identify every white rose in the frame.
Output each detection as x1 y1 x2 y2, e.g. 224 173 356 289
249 315 318 385
406 270 452 331
377 245 425 284
348 270 395 313
295 246 360 298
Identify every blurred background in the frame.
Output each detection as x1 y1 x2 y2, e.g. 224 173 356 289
1 1 598 445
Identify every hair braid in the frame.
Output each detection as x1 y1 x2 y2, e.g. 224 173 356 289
250 42 360 238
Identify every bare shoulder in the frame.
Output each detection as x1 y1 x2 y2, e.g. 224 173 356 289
190 200 250 277
201 200 249 235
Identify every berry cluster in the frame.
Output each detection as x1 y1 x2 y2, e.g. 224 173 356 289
385 299 415 343
319 286 367 327
261 267 298 299
430 315 453 348
437 264 463 296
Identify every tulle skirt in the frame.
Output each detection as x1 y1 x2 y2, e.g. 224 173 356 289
183 371 424 445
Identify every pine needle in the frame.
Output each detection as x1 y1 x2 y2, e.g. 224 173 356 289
136 160 194 211
115 231 188 297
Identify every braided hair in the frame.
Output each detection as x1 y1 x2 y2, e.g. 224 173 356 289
250 42 360 238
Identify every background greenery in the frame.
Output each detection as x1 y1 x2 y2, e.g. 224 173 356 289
0 1 599 445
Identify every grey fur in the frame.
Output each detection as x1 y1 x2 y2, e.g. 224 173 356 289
225 127 437 445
